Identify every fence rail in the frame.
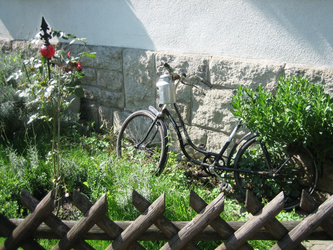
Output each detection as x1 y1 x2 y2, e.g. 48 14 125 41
0 189 333 250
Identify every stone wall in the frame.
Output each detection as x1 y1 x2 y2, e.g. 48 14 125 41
75 44 333 152
2 40 333 194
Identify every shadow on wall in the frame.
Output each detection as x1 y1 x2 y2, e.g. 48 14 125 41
247 0 333 66
0 0 155 50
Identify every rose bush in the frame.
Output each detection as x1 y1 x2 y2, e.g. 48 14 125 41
9 25 95 197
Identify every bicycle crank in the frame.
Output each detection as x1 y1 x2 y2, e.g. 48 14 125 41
209 165 231 193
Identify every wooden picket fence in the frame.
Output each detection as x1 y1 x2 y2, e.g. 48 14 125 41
0 189 333 250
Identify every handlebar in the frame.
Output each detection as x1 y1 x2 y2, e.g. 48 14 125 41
161 61 212 89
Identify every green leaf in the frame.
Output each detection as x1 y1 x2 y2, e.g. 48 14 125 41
87 53 96 58
69 38 87 45
40 56 46 64
67 33 77 38
74 80 82 86
74 87 84 98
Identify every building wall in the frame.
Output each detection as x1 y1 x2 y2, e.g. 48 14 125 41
1 0 333 68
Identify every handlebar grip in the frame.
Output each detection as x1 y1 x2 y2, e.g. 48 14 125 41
163 62 173 73
199 77 213 89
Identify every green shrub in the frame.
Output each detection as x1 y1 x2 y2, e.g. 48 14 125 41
231 77 333 162
0 51 54 154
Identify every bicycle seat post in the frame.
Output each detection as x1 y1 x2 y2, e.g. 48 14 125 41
158 104 167 117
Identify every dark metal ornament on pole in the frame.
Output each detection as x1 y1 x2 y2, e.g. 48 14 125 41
40 16 52 80
40 17 52 45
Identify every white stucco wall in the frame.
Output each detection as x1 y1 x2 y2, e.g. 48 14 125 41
1 0 333 68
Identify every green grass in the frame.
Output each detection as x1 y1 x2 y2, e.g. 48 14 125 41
0 132 303 249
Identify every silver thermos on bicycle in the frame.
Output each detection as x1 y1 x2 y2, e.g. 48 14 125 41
156 73 176 104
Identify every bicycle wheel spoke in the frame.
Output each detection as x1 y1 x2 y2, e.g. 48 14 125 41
234 137 318 209
117 110 168 175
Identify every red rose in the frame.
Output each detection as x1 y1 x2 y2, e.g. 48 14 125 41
77 61 82 72
40 44 55 59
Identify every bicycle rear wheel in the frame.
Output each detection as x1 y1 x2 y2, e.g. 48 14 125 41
116 110 168 176
234 137 318 209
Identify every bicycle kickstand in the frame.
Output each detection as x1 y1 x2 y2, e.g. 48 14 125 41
209 165 231 193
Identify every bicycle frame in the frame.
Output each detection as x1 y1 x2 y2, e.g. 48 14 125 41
162 104 236 167
149 103 272 176
140 63 277 177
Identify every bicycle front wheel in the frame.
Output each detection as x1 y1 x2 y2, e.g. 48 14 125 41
116 110 169 176
234 137 318 209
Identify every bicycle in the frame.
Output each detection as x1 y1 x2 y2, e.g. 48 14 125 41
116 61 318 209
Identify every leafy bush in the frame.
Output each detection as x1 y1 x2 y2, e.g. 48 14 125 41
231 77 333 161
2 20 96 202
0 50 56 155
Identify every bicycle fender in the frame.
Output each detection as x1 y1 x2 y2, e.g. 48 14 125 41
236 132 255 147
231 132 255 155
149 105 159 116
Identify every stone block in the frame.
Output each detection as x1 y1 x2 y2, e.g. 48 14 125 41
97 69 123 91
0 39 12 53
113 110 132 133
62 44 123 71
167 103 191 125
80 68 97 86
285 64 333 94
12 40 34 52
98 105 113 129
84 45 123 71
206 130 232 155
210 57 285 91
82 85 124 109
192 88 238 134
61 43 81 58
175 84 192 104
155 53 210 81
123 49 156 112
